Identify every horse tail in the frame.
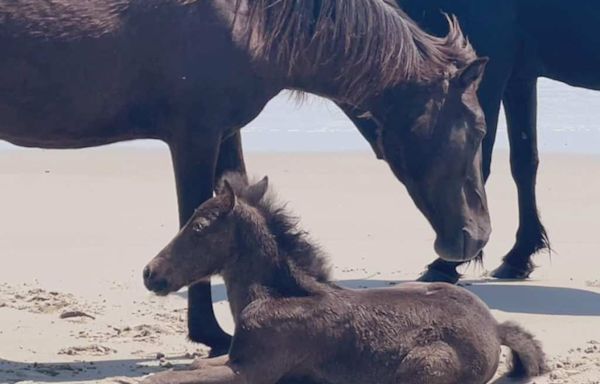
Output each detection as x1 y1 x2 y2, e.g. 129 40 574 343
498 321 549 378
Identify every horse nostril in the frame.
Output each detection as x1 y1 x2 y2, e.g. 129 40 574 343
143 266 152 281
143 265 169 293
153 278 169 292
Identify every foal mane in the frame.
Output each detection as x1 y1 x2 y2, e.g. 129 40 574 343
222 173 331 286
235 0 477 103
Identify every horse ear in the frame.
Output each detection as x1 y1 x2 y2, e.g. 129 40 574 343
221 180 237 213
457 57 489 89
245 176 269 204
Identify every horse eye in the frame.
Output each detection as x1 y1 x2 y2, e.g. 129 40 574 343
192 218 211 233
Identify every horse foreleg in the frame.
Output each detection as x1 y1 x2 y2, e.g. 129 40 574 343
169 131 232 354
216 132 247 179
141 366 243 384
492 76 548 279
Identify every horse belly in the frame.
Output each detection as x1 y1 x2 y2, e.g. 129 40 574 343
519 0 600 89
0 36 147 148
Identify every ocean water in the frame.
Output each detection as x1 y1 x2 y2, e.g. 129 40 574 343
242 78 600 154
1 79 599 154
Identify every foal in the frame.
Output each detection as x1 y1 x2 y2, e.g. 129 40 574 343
143 174 547 384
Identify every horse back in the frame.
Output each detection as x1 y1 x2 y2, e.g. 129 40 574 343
0 1 267 148
0 1 129 40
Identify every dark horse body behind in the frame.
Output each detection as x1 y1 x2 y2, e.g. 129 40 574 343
1 0 490 353
385 0 600 282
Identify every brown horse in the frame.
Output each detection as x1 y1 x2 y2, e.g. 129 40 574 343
0 0 489 354
142 173 548 384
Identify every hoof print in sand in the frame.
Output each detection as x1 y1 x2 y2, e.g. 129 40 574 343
0 283 102 316
547 340 600 384
58 344 116 356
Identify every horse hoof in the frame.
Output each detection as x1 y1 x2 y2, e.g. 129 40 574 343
417 268 460 284
490 262 533 280
208 344 230 358
187 330 231 356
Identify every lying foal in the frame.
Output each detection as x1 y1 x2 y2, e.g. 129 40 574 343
143 174 547 384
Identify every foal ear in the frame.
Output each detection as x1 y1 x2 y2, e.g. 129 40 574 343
221 180 237 213
245 176 269 204
457 57 489 89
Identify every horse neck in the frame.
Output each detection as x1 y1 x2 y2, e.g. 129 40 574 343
282 71 357 105
222 0 476 105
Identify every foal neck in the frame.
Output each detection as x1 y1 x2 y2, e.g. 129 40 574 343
222 203 330 322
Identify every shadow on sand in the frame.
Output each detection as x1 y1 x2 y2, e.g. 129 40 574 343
344 279 600 316
189 279 600 317
0 357 161 383
464 281 600 316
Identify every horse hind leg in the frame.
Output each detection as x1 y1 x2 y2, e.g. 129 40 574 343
492 76 549 279
396 342 461 384
169 130 232 355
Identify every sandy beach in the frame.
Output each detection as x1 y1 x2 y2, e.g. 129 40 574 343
1 147 600 384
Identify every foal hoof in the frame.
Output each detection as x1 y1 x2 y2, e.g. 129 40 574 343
190 357 209 370
491 262 533 280
417 268 460 284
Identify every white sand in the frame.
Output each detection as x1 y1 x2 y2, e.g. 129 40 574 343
1 147 599 383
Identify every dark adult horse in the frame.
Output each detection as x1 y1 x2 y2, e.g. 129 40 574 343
0 0 490 354
347 0 600 282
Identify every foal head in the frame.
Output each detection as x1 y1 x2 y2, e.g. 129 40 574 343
143 176 269 295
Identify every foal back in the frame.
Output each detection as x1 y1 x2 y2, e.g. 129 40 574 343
234 283 501 384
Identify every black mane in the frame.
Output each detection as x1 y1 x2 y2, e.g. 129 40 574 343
233 0 477 103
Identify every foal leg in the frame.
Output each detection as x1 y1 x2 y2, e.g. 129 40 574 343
396 342 461 384
169 131 231 354
141 361 287 384
141 366 242 384
492 77 548 279
190 355 230 370
142 341 290 384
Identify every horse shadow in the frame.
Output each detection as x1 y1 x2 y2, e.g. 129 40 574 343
199 279 600 316
0 357 160 383
344 279 600 316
